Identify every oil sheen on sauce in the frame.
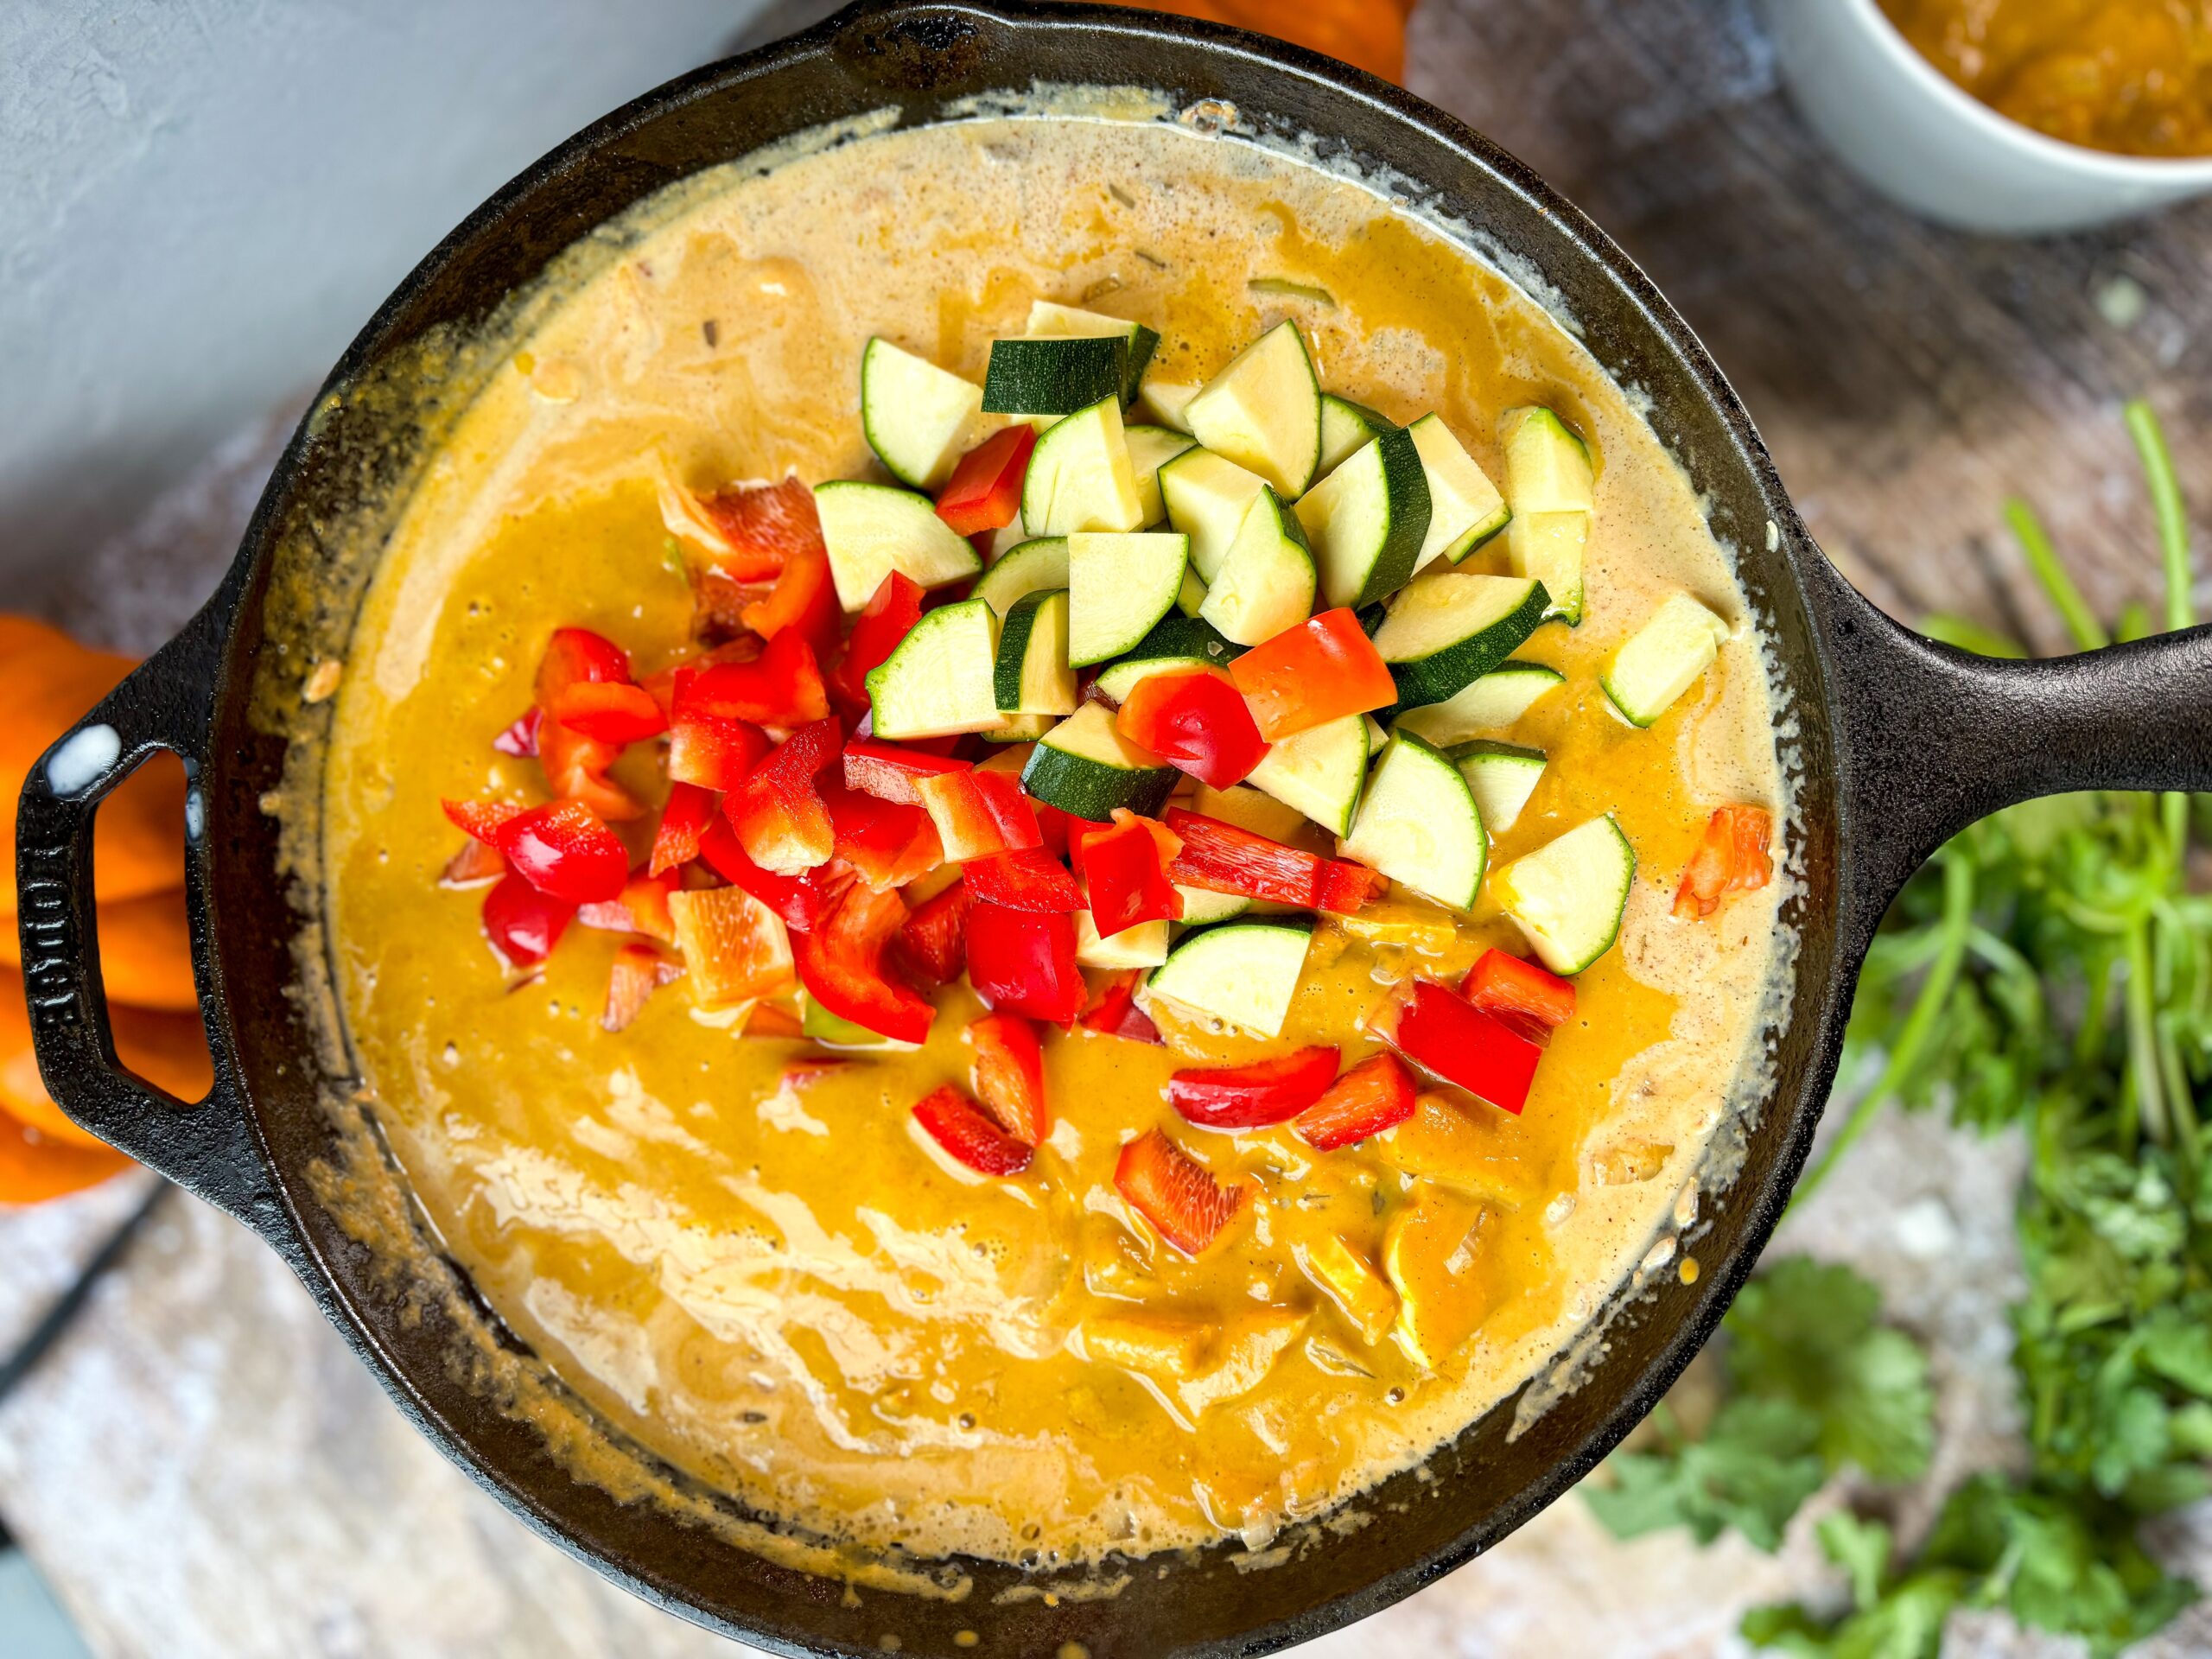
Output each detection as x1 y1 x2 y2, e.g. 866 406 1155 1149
323 116 1789 1567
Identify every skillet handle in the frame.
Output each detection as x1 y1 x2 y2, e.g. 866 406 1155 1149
13 610 280 1231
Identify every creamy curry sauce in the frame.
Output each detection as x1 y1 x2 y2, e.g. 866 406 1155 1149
324 116 1789 1567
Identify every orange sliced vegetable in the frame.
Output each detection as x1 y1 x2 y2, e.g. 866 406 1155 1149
668 887 795 1008
1674 804 1774 919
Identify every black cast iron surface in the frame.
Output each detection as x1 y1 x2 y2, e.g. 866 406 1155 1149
17 3 2212 1654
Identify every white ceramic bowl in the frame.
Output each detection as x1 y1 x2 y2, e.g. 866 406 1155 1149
1764 0 2212 234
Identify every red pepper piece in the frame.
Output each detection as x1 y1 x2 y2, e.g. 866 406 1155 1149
440 839 507 888
442 797 524 846
493 709 541 758
895 880 968 988
822 780 944 892
1229 608 1396 741
577 866 679 944
1073 810 1183 935
1674 804 1775 919
1382 979 1543 1116
1161 807 1381 915
726 716 842 874
1314 857 1389 916
535 629 645 821
700 478 840 650
912 1084 1034 1176
1293 1051 1417 1150
965 900 1085 1023
934 425 1039 537
968 1013 1048 1144
481 873 575 969
1033 798 1072 860
492 800 630 905
1113 669 1270 789
794 881 935 1045
650 782 716 878
668 708 768 792
963 847 1084 912
1075 970 1162 1043
914 768 1044 862
546 680 668 745
1114 1129 1245 1255
696 817 852 932
602 942 683 1033
1461 949 1576 1044
830 570 925 715
679 627 831 728
842 736 971 806
1168 1045 1341 1130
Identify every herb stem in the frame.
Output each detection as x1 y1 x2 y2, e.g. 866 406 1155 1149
2126 399 2195 854
2005 498 2109 653
2125 921 2167 1150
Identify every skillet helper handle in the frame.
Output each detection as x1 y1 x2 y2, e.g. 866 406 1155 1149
12 614 277 1229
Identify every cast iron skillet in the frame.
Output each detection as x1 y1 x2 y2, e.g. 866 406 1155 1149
17 3 2212 1653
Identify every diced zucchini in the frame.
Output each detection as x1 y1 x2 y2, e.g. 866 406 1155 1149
1294 425 1433 611
814 480 984 612
1371 572 1551 710
1147 916 1315 1038
1317 395 1395 480
1068 531 1190 667
1020 702 1179 821
995 588 1077 715
1159 446 1268 582
1191 782 1308 842
1126 424 1197 526
1076 909 1171 969
864 598 1002 739
1340 732 1487 911
859 338 983 491
1449 741 1546 835
1491 816 1637 975
1023 397 1146 535
1026 301 1160 403
1364 714 1390 751
984 336 1128 416
803 992 921 1051
1184 321 1323 498
1134 376 1203 434
1177 887 1252 925
1407 414 1510 569
1501 407 1595 625
1391 662 1565 747
1601 593 1731 728
1199 488 1317 646
1175 565 1208 618
973 537 1069 617
979 713 1057 743
1504 513 1592 628
1246 713 1370 838
1092 615 1242 702
1294 1233 1398 1346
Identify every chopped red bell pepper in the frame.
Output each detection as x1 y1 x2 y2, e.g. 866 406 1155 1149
965 900 1085 1024
1160 808 1379 915
1033 798 1072 860
493 709 542 758
667 707 768 792
546 679 668 745
912 1084 1034 1176
666 884 794 1007
1674 804 1775 919
699 477 840 649
934 425 1038 537
440 838 507 888
696 817 853 932
481 873 575 969
491 800 630 904
442 797 524 845
602 942 684 1033
1461 949 1576 1043
1076 970 1162 1044
894 880 968 988
577 866 679 944
913 768 1044 861
1228 608 1397 740
1115 1128 1246 1255
1315 858 1389 915
538 626 631 695
1168 1046 1341 1130
968 1013 1048 1144
829 570 925 715
535 628 646 819
1072 809 1183 935
963 847 1084 912
650 782 716 877
1293 1051 1417 1150
793 881 935 1045
725 716 841 874
842 735 971 806
1379 979 1543 1116
678 627 831 728
1113 669 1270 789
822 781 944 892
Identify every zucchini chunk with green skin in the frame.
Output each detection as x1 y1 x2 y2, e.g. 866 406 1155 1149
1176 887 1251 925
1492 816 1637 975
803 993 921 1052
1407 415 1510 569
1023 396 1145 536
1175 565 1209 618
1020 701 1179 821
1183 321 1323 498
983 336 1128 416
1192 781 1308 842
1200 488 1318 646
1450 741 1547 834
1134 376 1203 435
1092 615 1242 702
1500 406 1595 625
1068 531 1191 667
814 480 984 612
1076 911 1170 969
1371 572 1551 710
973 537 1069 617
1340 732 1487 911
865 598 1002 739
1602 593 1731 727
1392 661 1565 748
1146 916 1316 1038
1317 394 1395 480
979 713 1057 743
1026 301 1160 404
1159 446 1268 582
1245 712 1370 838
995 588 1077 715
1295 425 1433 611
859 338 983 491
1125 424 1197 526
